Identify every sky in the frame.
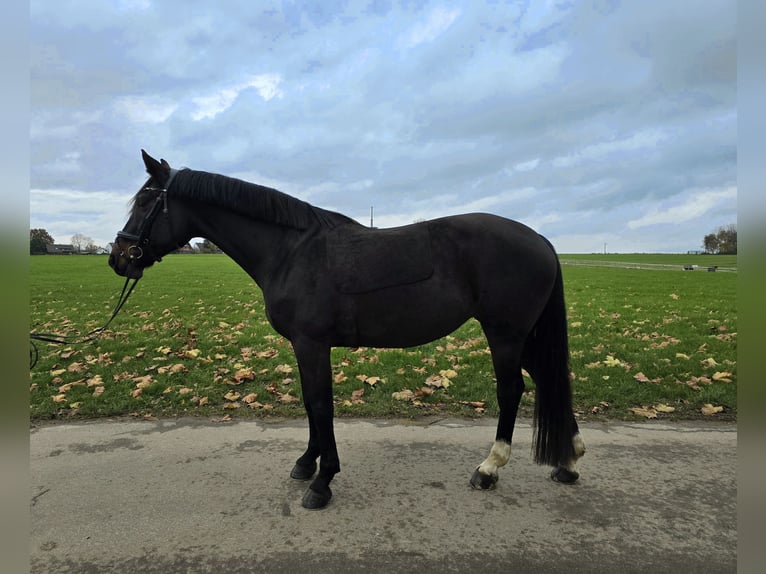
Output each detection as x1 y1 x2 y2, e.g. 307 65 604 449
30 0 737 253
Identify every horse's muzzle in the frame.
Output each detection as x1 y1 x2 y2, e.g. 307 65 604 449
108 239 145 279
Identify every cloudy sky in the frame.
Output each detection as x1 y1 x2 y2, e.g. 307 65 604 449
31 0 736 253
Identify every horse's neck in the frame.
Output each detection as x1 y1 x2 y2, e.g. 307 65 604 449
189 206 303 287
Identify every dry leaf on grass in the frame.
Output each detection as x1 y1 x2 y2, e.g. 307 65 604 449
392 389 415 401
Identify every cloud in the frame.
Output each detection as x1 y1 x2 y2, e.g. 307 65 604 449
401 7 461 48
627 187 737 229
553 129 669 169
114 97 177 124
29 1 736 253
191 74 283 121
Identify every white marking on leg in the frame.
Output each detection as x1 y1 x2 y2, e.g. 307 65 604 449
564 433 586 472
477 440 512 478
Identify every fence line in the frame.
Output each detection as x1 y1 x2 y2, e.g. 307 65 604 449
559 259 737 273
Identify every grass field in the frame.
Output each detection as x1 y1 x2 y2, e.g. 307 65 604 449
29 253 737 422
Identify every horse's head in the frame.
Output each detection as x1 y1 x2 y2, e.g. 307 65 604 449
109 150 187 279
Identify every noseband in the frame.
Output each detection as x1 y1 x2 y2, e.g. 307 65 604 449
116 169 179 264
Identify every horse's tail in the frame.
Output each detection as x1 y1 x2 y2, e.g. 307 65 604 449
523 241 576 467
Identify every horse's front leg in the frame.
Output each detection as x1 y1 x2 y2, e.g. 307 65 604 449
291 338 340 510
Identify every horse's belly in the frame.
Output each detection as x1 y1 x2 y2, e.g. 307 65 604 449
351 293 471 348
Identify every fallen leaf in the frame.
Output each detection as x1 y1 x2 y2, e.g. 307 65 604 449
675 353 690 360
159 363 188 375
278 391 300 403
634 372 650 383
130 388 143 398
654 404 675 413
51 394 67 404
274 364 294 375
256 349 279 359
334 371 348 384
183 349 201 358
439 369 458 380
424 374 450 388
712 371 733 383
364 376 381 386
392 389 415 401
603 355 622 367
224 391 241 401
630 406 657 419
132 374 154 388
242 393 259 404
701 404 724 416
67 362 86 373
232 368 256 384
701 357 718 368
223 401 241 409
86 375 104 387
92 386 105 397
351 388 365 404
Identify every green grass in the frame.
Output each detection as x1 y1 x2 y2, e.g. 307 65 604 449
29 254 737 422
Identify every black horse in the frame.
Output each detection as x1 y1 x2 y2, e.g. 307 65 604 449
110 150 585 509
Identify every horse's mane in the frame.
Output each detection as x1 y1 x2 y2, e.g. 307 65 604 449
169 169 358 230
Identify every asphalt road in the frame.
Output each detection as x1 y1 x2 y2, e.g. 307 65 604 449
30 417 737 573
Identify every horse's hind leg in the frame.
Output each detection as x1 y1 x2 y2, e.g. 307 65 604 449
470 327 526 490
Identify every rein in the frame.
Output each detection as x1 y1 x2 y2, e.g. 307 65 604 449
29 275 139 369
29 169 179 369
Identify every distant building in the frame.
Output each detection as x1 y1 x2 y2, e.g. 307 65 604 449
45 244 76 255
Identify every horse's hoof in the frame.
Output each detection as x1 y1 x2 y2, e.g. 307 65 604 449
290 461 317 481
551 467 580 484
470 468 498 490
302 486 332 510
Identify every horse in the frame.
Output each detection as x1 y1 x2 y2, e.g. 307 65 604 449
109 150 585 510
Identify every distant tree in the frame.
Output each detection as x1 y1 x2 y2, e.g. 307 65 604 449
30 228 54 254
197 239 222 253
71 233 97 253
702 224 737 255
702 233 719 254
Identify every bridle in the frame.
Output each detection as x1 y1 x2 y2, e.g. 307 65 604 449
29 168 180 369
115 168 180 266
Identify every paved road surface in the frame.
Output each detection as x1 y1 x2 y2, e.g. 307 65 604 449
30 418 736 573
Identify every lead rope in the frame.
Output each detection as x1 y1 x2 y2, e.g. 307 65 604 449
29 275 140 369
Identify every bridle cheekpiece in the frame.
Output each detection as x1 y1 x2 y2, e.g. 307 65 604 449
116 168 179 264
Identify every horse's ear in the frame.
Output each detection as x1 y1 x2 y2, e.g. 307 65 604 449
141 149 170 183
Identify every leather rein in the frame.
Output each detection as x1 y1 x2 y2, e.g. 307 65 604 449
29 170 178 369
